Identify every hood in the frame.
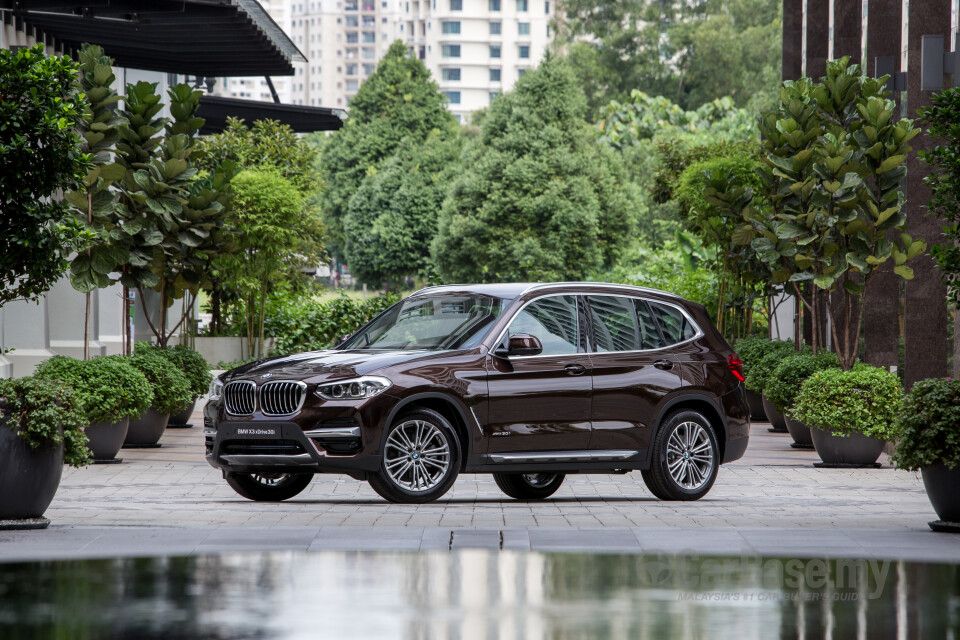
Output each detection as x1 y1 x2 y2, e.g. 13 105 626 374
222 349 446 383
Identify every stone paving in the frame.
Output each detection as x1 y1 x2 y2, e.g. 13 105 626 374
2 410 958 563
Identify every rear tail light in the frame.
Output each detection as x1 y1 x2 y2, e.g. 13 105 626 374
727 354 745 382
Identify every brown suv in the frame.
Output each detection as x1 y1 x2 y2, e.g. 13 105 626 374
204 283 750 504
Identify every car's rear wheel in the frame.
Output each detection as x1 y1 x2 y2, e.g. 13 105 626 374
641 409 719 501
493 473 565 500
369 408 461 503
225 472 313 502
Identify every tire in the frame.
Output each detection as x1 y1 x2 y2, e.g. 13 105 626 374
368 408 461 504
641 409 719 501
493 473 565 500
225 472 313 502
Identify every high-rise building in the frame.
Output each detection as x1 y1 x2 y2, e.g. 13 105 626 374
214 0 552 121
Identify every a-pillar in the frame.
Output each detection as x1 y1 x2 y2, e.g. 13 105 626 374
903 0 950 387
862 0 904 370
805 0 830 78
1 298 56 377
47 277 107 359
98 283 126 355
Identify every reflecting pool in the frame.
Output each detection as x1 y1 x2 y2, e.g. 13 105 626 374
1 551 958 639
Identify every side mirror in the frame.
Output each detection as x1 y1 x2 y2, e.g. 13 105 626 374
334 333 353 348
494 333 543 358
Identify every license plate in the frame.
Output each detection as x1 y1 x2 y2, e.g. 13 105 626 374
227 424 282 438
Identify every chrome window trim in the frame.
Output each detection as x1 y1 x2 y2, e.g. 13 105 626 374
489 292 584 360
258 380 308 417
223 380 257 416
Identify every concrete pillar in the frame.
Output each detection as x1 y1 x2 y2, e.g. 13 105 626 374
831 0 863 62
863 0 904 370
98 283 126 355
1 298 56 377
903 0 951 387
805 0 831 78
770 293 796 341
47 277 107 359
784 0 805 80
0 308 11 379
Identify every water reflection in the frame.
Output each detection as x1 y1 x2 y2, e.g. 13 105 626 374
0 551 958 639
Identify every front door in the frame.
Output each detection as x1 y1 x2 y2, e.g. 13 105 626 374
486 294 592 453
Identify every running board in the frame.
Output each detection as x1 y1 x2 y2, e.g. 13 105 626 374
485 450 638 464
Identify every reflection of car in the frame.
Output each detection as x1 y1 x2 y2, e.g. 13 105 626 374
204 283 750 504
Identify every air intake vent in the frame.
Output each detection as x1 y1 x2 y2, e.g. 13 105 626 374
223 381 256 416
259 381 307 416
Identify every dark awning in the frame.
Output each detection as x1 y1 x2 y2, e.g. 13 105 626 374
198 95 346 134
0 0 306 76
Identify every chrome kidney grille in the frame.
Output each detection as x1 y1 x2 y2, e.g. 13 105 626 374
223 381 256 416
259 381 307 416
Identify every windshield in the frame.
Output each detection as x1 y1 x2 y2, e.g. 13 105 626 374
342 294 508 351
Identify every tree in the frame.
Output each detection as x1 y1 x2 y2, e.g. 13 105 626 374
0 44 89 307
343 132 462 287
433 55 641 282
320 40 458 260
223 169 307 357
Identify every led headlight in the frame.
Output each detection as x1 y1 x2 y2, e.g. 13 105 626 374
315 376 391 401
208 378 224 401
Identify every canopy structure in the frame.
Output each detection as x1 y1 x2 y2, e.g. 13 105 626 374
198 95 345 134
0 0 306 77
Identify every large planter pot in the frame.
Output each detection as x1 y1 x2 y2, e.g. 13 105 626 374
124 408 169 446
745 389 767 421
810 428 885 465
0 419 64 520
761 395 788 432
169 398 197 426
922 464 960 522
86 418 129 461
784 413 813 446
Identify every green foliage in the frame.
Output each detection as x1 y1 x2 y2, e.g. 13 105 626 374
744 340 799 393
127 346 193 415
764 351 841 412
0 376 91 468
266 292 401 355
893 378 960 471
321 41 457 260
134 343 211 398
792 364 903 440
344 132 462 287
919 89 960 306
0 44 89 307
434 56 641 282
734 337 783 379
653 139 761 205
676 156 765 221
34 355 153 424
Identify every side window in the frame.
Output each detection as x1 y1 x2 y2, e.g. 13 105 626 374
587 296 641 352
634 300 665 349
648 301 698 345
506 295 579 356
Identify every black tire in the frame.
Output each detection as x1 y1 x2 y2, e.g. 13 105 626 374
493 473 565 500
368 408 461 504
225 472 313 502
641 409 720 501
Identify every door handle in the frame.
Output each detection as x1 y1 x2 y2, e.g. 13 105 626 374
564 364 586 376
654 359 674 370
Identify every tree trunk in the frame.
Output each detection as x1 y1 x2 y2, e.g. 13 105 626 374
258 277 268 359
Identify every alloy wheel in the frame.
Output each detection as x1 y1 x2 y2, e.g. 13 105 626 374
384 420 451 492
666 421 715 490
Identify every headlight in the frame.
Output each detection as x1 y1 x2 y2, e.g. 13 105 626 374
208 378 223 401
315 376 391 401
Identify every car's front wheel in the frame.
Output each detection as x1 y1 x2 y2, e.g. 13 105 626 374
225 472 313 502
641 409 719 501
368 408 461 503
493 473 565 500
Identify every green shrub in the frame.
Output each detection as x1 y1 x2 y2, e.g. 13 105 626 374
893 378 960 471
743 340 797 394
34 355 152 424
265 292 401 355
135 343 211 398
127 348 193 415
792 364 903 440
734 337 775 380
764 352 840 412
0 376 91 467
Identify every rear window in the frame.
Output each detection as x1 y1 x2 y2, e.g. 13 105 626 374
647 301 698 345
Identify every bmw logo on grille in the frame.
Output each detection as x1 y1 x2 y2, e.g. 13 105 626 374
260 373 273 379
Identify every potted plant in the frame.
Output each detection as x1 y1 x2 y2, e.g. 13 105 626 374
765 352 840 448
34 356 153 462
792 364 902 466
892 377 960 524
125 347 192 447
734 337 775 420
744 340 796 432
0 377 90 523
135 343 211 428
